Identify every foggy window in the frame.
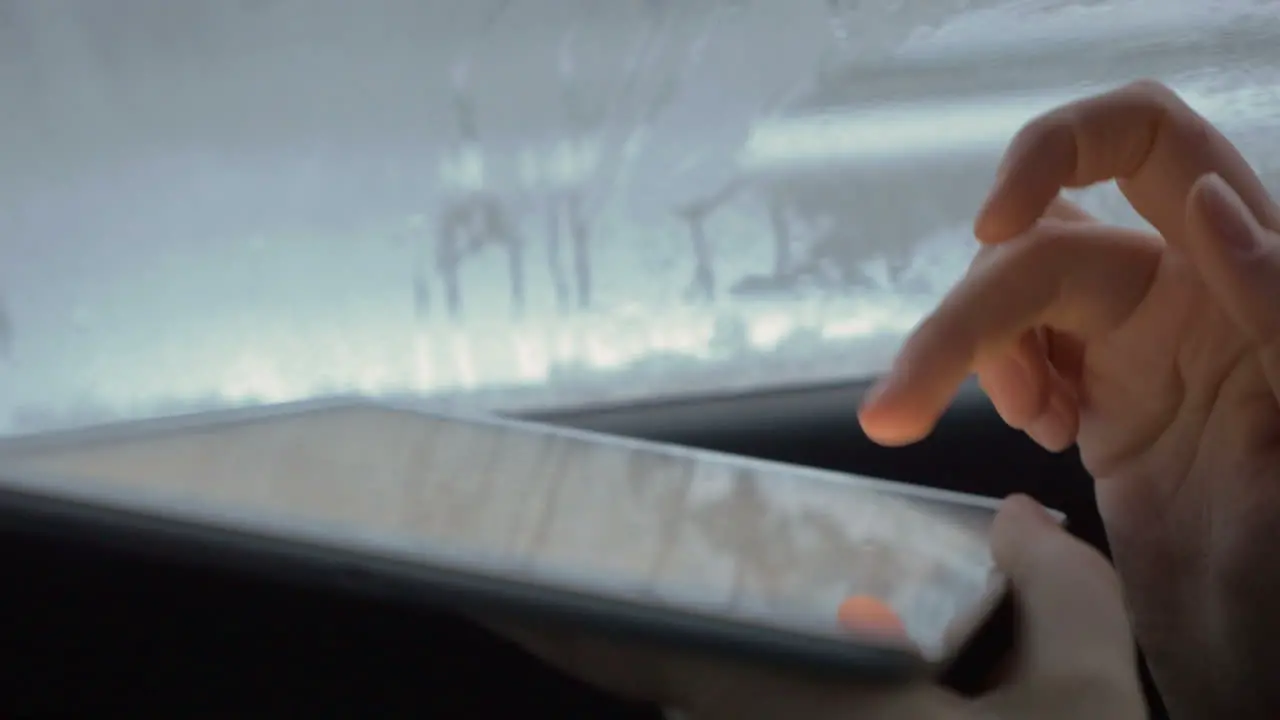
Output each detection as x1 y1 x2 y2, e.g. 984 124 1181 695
0 0 1276 433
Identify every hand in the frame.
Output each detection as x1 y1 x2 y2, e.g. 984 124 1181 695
858 80 1280 719
492 496 1145 720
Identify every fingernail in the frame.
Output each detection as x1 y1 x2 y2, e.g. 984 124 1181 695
1199 173 1260 254
860 374 897 411
1003 493 1054 528
865 363 906 409
977 192 998 234
993 147 1015 182
991 494 1055 566
1027 413 1070 452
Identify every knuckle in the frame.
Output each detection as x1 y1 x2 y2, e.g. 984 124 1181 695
993 224 1074 272
954 229 1069 311
1011 109 1074 155
1174 108 1217 157
1120 77 1180 106
1118 77 1211 142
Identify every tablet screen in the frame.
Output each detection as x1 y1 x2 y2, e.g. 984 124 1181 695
0 400 1005 665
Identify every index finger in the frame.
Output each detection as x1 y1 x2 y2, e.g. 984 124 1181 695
858 221 1162 447
977 80 1280 246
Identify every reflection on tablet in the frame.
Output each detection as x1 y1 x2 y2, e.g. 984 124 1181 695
0 399 1005 665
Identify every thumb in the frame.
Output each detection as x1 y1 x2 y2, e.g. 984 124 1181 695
1186 173 1280 398
990 495 1135 682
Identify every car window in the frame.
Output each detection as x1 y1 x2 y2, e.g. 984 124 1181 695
1 0 1277 434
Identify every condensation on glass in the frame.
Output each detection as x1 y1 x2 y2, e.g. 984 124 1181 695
0 0 1277 433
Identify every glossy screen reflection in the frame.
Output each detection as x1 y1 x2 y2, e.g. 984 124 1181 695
0 400 1003 664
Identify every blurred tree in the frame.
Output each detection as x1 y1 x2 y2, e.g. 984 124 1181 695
416 0 524 323
687 471 802 611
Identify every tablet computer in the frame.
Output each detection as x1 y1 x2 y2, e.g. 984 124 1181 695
0 397 1037 687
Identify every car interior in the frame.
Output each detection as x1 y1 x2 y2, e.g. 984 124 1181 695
2 2 1271 718
2 378 1169 718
